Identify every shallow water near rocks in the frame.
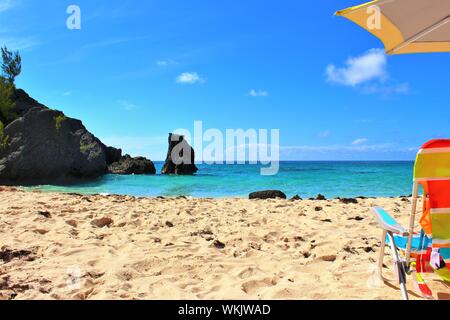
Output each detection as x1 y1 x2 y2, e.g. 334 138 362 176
28 161 414 199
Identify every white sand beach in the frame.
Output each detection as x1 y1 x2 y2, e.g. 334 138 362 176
1 187 449 300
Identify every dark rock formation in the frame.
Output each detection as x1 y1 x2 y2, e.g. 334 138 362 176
104 146 122 165
0 89 146 185
0 108 108 184
107 155 156 175
161 133 198 175
249 190 287 200
11 89 47 118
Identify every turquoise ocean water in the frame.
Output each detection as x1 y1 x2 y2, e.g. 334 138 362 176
30 161 415 198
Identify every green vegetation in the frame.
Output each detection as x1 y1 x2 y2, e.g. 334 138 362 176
54 114 67 132
1 46 21 83
79 142 89 154
0 121 9 151
0 77 15 124
0 46 21 126
0 47 21 151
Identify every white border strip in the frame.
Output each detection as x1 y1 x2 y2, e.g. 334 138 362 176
418 147 450 154
415 177 450 182
430 208 450 214
432 239 450 245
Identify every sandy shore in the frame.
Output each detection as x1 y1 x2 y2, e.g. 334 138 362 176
1 187 448 300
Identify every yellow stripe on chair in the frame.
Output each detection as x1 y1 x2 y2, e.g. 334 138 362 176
414 151 450 180
430 210 450 248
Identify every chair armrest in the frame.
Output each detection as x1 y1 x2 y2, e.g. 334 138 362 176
371 207 409 236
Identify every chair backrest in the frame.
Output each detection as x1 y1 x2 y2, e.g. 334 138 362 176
415 139 450 182
414 139 450 271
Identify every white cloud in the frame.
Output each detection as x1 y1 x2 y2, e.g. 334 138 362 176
248 89 269 97
318 130 330 138
118 100 138 111
352 138 368 145
361 83 410 96
227 142 398 154
0 36 38 50
82 36 154 49
176 72 205 84
156 59 178 67
279 143 417 160
281 143 393 153
62 91 72 96
326 48 387 87
0 0 14 13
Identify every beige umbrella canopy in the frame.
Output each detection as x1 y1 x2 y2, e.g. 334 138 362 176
336 0 450 55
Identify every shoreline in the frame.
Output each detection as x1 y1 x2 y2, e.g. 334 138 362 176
1 187 447 300
8 185 414 201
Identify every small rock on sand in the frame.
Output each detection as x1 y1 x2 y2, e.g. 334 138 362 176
213 240 226 250
0 248 34 263
165 221 174 228
66 220 78 228
91 217 114 228
348 216 364 221
316 194 326 201
340 198 358 204
320 255 337 262
36 211 51 218
249 190 287 200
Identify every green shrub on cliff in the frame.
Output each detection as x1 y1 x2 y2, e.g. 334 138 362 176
54 114 67 132
0 120 9 151
0 77 15 124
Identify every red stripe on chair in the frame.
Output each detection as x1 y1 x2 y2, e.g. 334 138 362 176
422 139 450 149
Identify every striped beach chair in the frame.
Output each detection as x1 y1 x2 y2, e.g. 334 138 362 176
372 139 450 300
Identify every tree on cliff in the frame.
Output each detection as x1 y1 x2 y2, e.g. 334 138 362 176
0 46 20 125
1 46 21 83
0 77 15 124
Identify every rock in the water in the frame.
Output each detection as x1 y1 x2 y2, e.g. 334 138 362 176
161 133 198 175
249 190 287 200
107 155 156 175
290 195 302 201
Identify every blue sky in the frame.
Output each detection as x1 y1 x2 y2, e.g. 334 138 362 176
1 0 450 160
